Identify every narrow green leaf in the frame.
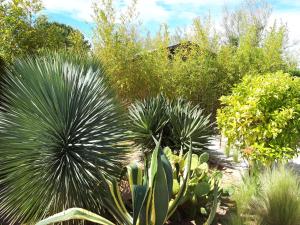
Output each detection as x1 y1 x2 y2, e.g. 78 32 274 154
132 185 147 225
107 180 133 224
149 136 161 187
151 149 169 225
204 183 219 225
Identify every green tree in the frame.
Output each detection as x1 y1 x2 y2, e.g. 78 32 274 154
35 16 90 54
0 0 42 61
0 0 90 63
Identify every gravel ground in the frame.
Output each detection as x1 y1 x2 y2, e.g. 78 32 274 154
208 135 300 179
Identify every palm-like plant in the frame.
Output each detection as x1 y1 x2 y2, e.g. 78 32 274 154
128 95 213 154
128 94 169 149
0 54 129 224
168 98 213 153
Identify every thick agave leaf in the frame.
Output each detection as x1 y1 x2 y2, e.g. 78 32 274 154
132 185 147 225
127 164 145 225
161 152 173 198
151 149 169 225
0 54 129 224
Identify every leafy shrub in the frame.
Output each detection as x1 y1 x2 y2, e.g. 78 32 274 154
217 71 300 165
232 166 300 225
290 68 300 77
0 54 129 224
128 95 213 153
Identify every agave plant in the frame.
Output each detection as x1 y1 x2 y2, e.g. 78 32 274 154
0 54 129 224
168 98 213 153
37 139 219 225
36 138 189 225
128 94 169 149
128 95 213 154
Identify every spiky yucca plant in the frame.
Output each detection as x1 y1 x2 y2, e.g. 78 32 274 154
168 98 213 153
128 94 169 149
128 95 212 153
0 54 129 224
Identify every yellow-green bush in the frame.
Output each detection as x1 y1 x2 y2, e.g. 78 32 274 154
217 71 300 165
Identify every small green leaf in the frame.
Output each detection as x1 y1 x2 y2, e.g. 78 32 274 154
194 182 210 197
199 152 209 164
189 154 199 170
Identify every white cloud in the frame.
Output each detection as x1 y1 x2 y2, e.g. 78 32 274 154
162 0 238 6
43 0 94 22
127 0 170 22
41 0 239 23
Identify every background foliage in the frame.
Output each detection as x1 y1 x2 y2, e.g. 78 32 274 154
93 0 297 114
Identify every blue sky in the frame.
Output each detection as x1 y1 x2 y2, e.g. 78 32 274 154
42 0 300 59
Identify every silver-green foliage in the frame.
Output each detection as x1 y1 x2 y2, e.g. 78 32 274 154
128 95 213 153
0 54 128 224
